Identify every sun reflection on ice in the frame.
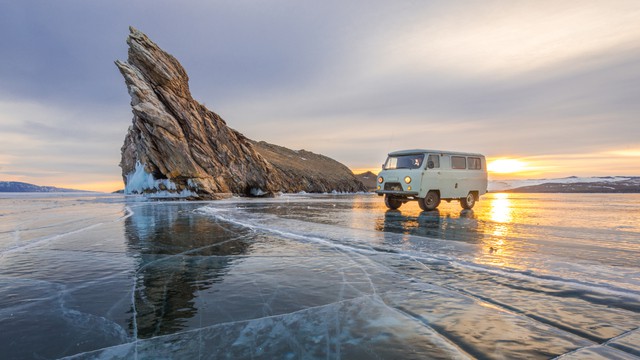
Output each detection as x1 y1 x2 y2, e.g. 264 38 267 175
477 193 521 269
490 193 512 242
490 193 513 224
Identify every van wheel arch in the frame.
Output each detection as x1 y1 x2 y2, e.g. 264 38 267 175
460 191 478 210
419 190 441 211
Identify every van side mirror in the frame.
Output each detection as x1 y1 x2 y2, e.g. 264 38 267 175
381 164 385 169
427 161 435 169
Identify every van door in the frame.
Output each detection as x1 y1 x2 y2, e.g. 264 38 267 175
420 153 440 197
418 154 438 198
449 155 469 198
437 154 456 198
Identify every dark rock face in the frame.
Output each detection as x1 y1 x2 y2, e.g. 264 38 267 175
116 27 365 199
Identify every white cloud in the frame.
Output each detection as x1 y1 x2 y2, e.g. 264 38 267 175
362 1 640 79
0 99 129 188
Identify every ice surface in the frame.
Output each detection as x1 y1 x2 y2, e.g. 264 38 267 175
1 192 640 359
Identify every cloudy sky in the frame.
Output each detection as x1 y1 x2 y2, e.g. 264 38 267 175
1 1 639 191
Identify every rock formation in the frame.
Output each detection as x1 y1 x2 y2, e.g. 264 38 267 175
116 27 365 199
252 141 366 194
354 171 379 191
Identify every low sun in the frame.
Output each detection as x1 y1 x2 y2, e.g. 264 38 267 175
488 159 526 174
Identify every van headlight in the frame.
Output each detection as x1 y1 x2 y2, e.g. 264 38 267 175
378 177 384 183
404 176 411 184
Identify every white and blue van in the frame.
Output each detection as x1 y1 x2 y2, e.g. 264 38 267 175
375 149 488 210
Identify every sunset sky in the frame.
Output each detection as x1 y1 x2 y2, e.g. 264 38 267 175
1 1 639 192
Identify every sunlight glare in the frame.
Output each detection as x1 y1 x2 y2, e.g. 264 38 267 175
490 193 513 224
488 159 526 174
608 149 640 157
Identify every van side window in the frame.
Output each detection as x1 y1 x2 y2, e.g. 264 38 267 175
468 157 482 170
427 154 440 169
451 156 466 169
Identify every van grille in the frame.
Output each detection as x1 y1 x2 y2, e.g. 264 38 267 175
384 182 403 191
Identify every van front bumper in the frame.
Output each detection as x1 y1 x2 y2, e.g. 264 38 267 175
375 190 419 197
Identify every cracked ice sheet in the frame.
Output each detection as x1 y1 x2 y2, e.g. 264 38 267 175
67 295 469 360
0 195 129 254
4 193 640 359
130 233 394 339
227 196 640 292
197 203 640 345
380 288 592 359
0 196 137 359
376 254 640 344
0 244 136 358
558 346 640 360
609 331 640 358
0 277 132 359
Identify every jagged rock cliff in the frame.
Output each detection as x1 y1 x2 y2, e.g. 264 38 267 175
116 27 365 199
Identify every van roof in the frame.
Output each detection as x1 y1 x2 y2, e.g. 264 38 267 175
388 149 485 157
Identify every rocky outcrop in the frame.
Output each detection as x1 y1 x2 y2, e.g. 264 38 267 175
252 141 366 193
354 171 379 191
116 27 365 199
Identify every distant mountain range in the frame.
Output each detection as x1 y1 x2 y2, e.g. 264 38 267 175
490 176 640 193
0 181 86 193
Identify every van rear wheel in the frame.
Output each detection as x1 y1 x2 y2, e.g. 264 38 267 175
419 191 440 211
384 195 402 210
460 192 476 210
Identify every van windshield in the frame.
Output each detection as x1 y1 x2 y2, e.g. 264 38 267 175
384 154 425 170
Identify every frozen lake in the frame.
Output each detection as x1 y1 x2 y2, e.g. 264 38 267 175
1 192 639 359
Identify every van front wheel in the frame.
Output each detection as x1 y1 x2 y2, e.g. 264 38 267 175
385 195 402 210
419 191 440 211
460 192 476 210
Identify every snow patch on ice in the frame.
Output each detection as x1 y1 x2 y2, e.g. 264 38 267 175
250 188 267 197
146 189 198 198
125 161 196 198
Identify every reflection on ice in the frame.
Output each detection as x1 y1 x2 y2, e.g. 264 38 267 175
1 193 640 359
489 193 513 224
125 204 253 339
376 209 482 245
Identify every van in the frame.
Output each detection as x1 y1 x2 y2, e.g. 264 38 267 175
375 149 488 210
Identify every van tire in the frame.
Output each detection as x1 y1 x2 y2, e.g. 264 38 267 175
460 192 476 210
420 191 440 211
385 195 402 210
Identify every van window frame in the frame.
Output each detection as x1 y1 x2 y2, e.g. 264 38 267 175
468 157 482 170
384 154 425 170
426 154 440 169
451 156 467 170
